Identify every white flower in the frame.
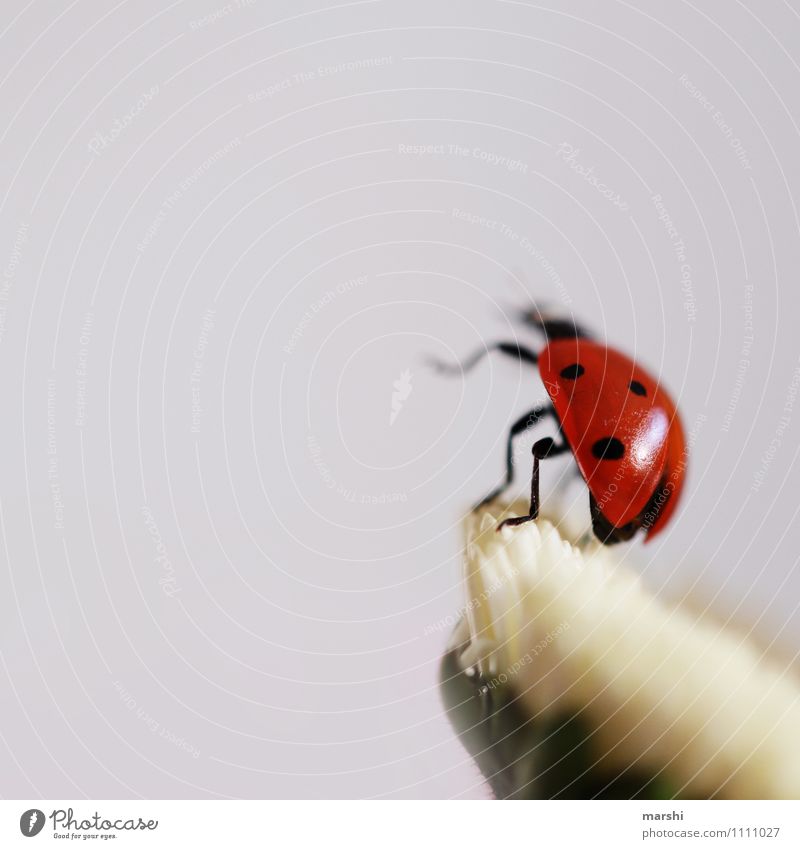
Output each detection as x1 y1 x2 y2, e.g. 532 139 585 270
452 502 800 799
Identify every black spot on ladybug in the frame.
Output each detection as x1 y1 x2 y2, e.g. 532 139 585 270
560 363 585 380
592 436 625 461
629 380 647 396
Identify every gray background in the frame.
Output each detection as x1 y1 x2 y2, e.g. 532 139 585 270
0 0 799 799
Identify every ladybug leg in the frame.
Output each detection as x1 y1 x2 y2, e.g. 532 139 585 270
497 436 569 532
427 341 538 375
475 404 554 509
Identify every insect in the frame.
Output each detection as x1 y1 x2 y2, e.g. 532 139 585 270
431 310 686 543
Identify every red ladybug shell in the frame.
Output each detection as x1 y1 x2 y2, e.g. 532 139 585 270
539 337 685 541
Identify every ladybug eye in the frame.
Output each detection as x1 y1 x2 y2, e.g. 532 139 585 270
591 436 625 460
560 363 585 379
629 380 646 396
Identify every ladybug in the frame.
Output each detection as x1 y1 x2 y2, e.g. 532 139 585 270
432 311 686 543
